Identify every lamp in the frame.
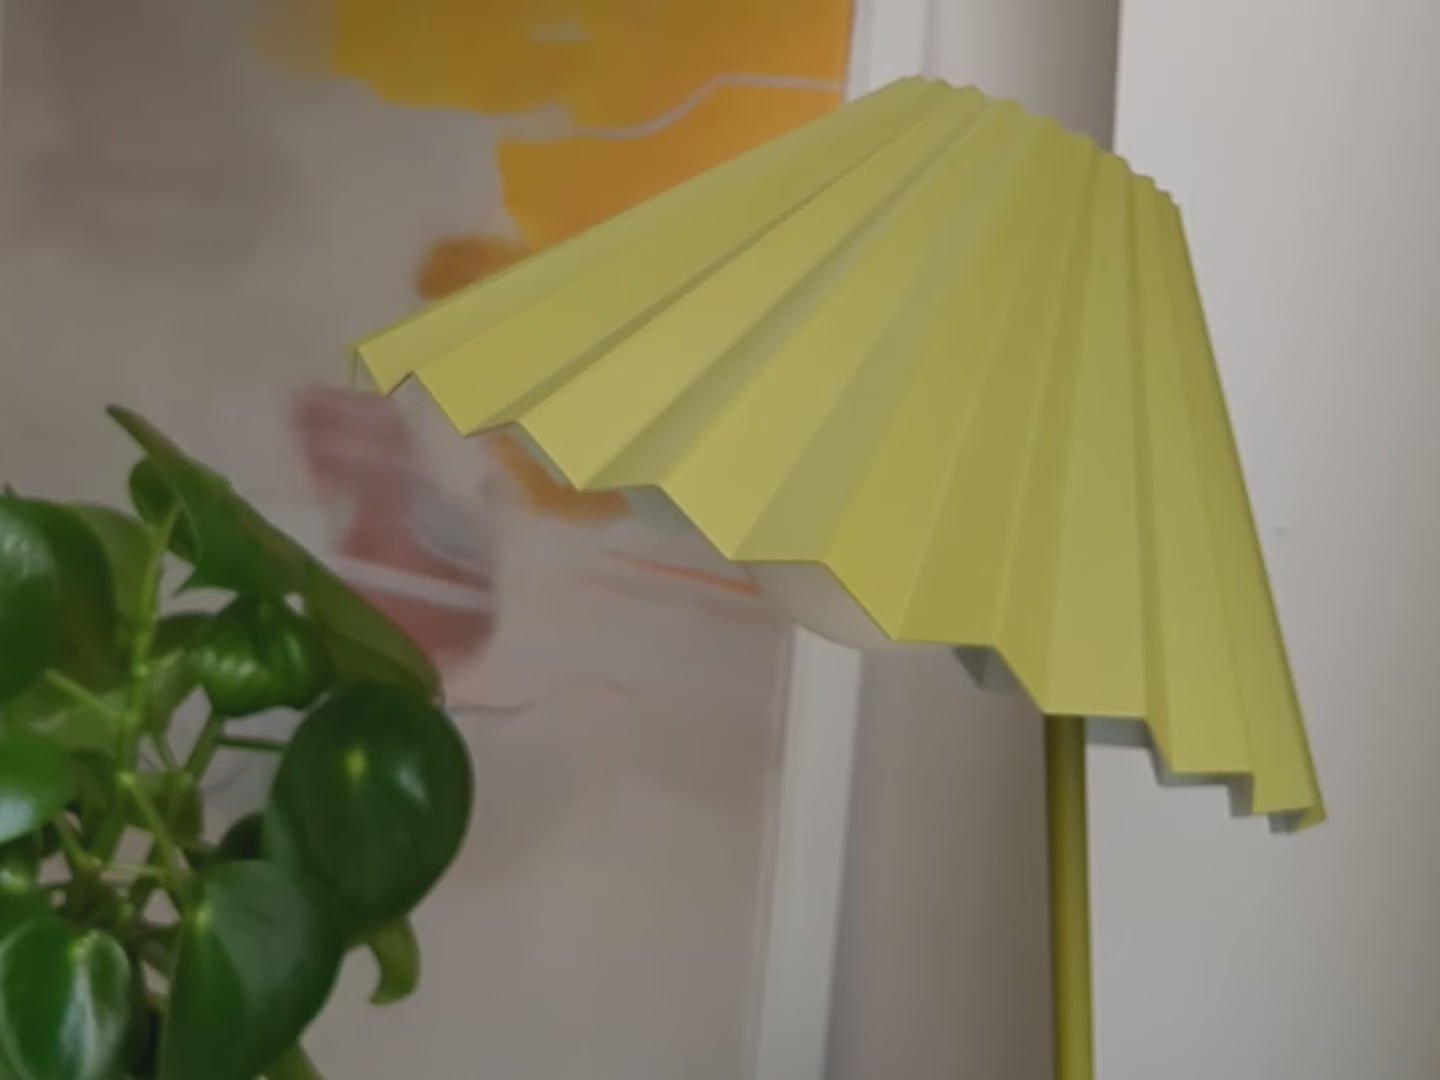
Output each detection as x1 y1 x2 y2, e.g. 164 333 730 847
356 77 1324 1079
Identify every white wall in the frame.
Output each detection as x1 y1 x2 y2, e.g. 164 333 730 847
827 1 1121 1076
925 0 1119 145
1100 2 1440 1077
829 653 1053 1079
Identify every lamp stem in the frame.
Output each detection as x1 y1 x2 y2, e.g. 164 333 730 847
1045 715 1094 1080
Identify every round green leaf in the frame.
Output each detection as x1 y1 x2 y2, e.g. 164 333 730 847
0 918 132 1080
191 597 332 718
6 501 122 685
0 498 136 742
0 730 73 847
0 881 49 950
0 499 60 702
0 568 196 757
161 861 342 1080
265 683 472 938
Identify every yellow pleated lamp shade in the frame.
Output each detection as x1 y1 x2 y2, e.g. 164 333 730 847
356 77 1323 829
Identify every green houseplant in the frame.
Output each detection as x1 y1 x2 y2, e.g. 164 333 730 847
0 408 473 1080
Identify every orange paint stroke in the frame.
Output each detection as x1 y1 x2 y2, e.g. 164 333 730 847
605 552 759 596
275 0 851 522
314 0 851 252
575 574 777 629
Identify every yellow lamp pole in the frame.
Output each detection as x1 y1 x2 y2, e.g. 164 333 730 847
1047 718 1094 1080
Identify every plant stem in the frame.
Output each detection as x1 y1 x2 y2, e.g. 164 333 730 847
93 505 178 863
53 816 99 878
137 938 175 976
116 506 179 768
41 670 124 724
127 709 226 916
184 711 227 778
148 731 181 772
123 777 182 892
216 734 287 754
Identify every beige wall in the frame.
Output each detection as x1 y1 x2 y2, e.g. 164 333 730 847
827 1 1121 1076
1098 1 1440 1076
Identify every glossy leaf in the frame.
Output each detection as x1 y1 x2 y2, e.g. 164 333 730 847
65 504 152 640
119 996 161 1080
0 730 73 846
151 612 212 656
0 499 60 702
0 892 47 951
148 650 199 733
265 683 472 938
262 1046 325 1080
110 408 311 596
0 836 43 897
191 597 332 718
0 498 134 743
215 813 264 863
366 918 420 1005
2 680 121 755
1 605 198 758
301 560 440 700
0 841 49 946
4 500 121 683
144 612 211 734
0 918 132 1080
0 835 51 971
127 458 196 563
161 861 342 1080
10 613 204 757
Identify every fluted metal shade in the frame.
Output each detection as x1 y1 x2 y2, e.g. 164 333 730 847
356 77 1323 828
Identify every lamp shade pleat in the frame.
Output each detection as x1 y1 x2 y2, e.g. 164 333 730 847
356 78 1323 829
